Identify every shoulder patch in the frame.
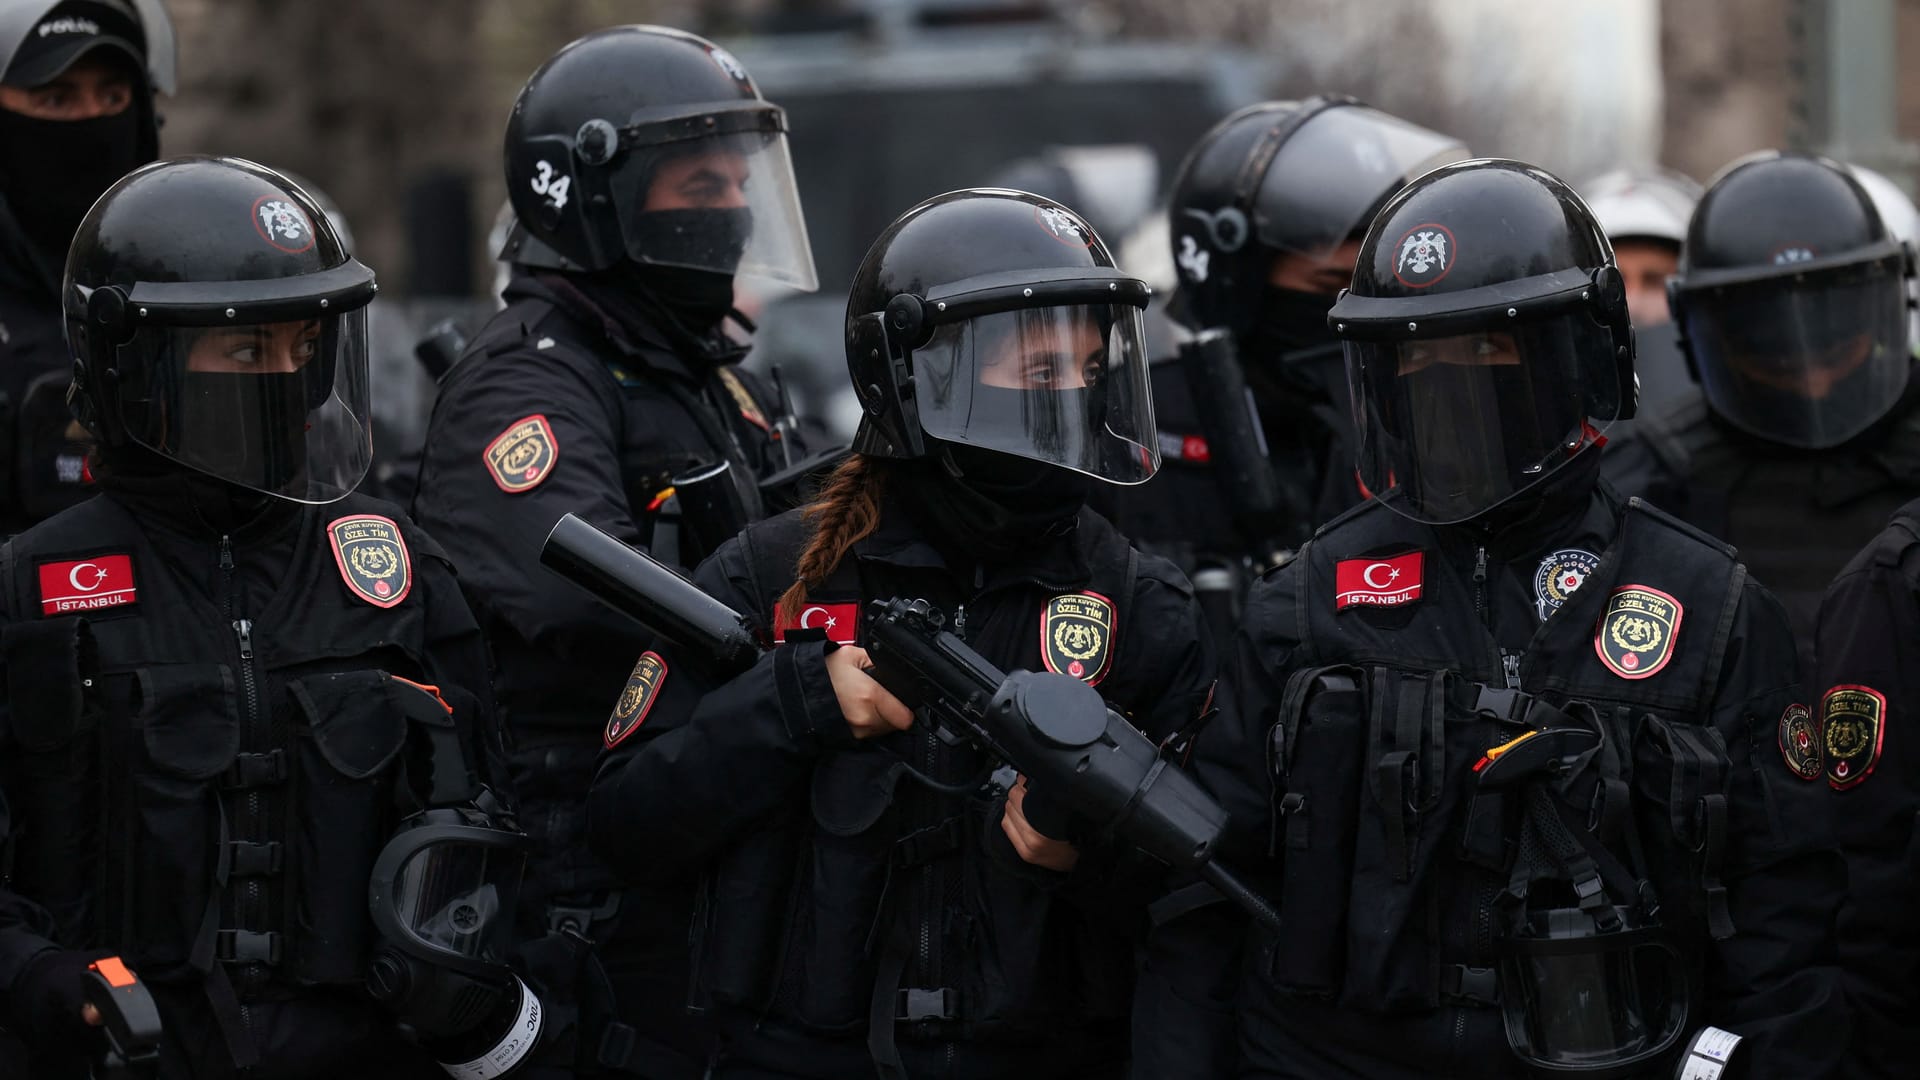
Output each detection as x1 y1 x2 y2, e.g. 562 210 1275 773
1042 592 1114 685
1593 584 1681 679
606 652 668 749
1777 703 1821 781
1334 550 1424 611
327 515 412 609
483 414 559 493
1822 684 1886 790
773 601 858 645
37 554 137 616
716 368 770 432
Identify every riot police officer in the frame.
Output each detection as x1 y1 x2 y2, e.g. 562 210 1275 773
1150 159 1843 1078
1813 504 1920 1075
588 189 1216 1078
1605 151 1920 657
0 156 529 1078
0 0 173 534
1578 166 1701 422
409 25 817 1078
1099 97 1466 592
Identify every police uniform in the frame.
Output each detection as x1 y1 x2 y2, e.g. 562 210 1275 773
0 487 499 1078
1211 471 1844 1078
588 499 1215 1077
1142 157 1846 1080
0 153 532 1079
411 25 820 1075
1812 498 1920 1075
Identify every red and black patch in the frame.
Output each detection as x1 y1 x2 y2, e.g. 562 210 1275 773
37 554 136 616
605 652 668 749
773 601 859 645
483 414 559 494
1334 551 1424 611
1776 703 1821 781
251 194 316 254
1391 223 1455 288
1822 684 1886 790
1041 592 1114 685
1593 585 1681 680
327 514 412 609
716 368 771 432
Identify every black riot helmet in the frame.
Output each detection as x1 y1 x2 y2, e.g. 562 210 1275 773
65 155 377 504
1668 151 1914 449
846 188 1159 485
503 25 817 290
1500 906 1693 1077
1330 159 1633 525
0 0 177 261
1167 96 1468 335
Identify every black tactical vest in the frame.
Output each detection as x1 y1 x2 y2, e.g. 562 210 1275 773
0 494 479 990
1264 498 1742 1012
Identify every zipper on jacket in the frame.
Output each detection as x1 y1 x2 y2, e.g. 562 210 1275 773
1471 545 1489 627
222 532 264 1036
1500 650 1523 691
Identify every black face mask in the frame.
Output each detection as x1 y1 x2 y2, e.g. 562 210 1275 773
0 105 147 263
173 371 313 496
628 262 738 331
901 444 1089 564
628 205 755 279
1240 285 1345 405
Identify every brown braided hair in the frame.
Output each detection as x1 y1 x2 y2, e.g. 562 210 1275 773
776 453 887 627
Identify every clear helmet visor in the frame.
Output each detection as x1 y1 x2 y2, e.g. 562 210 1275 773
608 118 819 292
1348 312 1623 524
902 303 1160 484
1678 258 1912 449
114 310 372 504
1256 104 1470 260
385 838 528 969
1500 924 1692 1073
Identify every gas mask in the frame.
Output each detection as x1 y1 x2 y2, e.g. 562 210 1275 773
367 807 541 1078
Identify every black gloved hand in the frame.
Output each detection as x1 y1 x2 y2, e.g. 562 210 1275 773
12 948 112 1051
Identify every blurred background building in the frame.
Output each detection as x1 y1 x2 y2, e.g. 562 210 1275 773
148 0 1920 458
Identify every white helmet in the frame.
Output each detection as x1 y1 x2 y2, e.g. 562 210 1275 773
1848 164 1920 351
1580 167 1703 247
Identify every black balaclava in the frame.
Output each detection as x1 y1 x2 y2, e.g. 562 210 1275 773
0 104 145 264
172 371 314 498
904 445 1089 564
1238 284 1345 406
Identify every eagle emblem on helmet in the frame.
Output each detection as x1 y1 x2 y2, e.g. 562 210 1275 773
1036 205 1094 248
1392 223 1455 288
251 195 315 255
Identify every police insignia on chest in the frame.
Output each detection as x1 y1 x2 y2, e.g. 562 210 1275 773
1532 548 1599 622
606 651 668 749
483 414 559 493
1042 592 1114 685
1593 584 1681 680
1821 684 1886 790
1777 703 1822 781
327 515 412 609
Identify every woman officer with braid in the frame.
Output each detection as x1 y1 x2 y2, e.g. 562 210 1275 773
587 188 1216 1078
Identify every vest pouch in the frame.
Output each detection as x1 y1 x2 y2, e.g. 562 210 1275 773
1265 665 1366 995
129 664 240 973
1 617 104 945
284 670 411 984
785 748 903 1031
697 809 807 1015
1628 714 1733 941
1343 668 1496 1012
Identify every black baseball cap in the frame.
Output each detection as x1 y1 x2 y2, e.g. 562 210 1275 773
3 0 145 89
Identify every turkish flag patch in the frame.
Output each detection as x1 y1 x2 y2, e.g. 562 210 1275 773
38 554 137 616
773 602 859 644
605 652 668 749
1334 551 1424 611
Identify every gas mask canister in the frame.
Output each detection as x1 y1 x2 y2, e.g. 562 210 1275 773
367 808 541 1078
